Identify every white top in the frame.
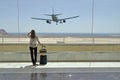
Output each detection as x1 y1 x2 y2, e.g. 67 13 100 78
29 36 40 48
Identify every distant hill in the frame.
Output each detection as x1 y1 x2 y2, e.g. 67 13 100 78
0 29 8 35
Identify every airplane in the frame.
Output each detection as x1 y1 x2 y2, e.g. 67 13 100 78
31 9 79 25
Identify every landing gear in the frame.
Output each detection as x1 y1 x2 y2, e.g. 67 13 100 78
46 20 51 24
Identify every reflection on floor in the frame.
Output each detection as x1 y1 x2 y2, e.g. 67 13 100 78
0 73 120 80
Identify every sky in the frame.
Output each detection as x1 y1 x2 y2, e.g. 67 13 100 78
0 0 120 33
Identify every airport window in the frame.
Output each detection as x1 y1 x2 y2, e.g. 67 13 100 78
0 0 120 62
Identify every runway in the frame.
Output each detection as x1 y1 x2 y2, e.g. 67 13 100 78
0 37 120 44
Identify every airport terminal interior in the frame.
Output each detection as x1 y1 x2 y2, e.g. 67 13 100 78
0 0 120 80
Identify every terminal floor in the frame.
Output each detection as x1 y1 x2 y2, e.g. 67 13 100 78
0 62 120 80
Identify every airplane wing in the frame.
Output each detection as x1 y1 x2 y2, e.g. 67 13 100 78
31 17 52 21
59 16 79 20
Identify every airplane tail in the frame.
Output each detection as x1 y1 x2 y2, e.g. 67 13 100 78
44 14 52 16
44 13 62 16
44 8 62 16
54 14 62 16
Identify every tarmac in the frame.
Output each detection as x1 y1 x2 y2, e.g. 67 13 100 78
0 52 120 62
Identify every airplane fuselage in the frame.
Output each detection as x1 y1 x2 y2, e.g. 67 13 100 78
52 15 58 22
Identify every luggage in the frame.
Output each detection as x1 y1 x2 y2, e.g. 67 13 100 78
39 45 47 65
40 55 47 65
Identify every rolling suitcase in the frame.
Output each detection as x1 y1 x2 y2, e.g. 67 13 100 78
40 55 47 65
39 45 47 65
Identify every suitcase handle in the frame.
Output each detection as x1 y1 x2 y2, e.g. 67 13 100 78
39 45 47 53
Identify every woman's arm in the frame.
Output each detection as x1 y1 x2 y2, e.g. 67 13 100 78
37 36 42 45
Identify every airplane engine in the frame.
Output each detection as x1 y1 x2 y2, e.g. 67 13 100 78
46 20 51 24
63 20 66 23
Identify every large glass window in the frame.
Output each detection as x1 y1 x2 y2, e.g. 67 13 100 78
0 0 120 61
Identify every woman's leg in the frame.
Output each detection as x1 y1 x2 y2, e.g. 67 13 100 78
29 47 35 65
34 47 37 64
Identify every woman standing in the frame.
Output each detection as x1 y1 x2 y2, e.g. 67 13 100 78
28 29 41 66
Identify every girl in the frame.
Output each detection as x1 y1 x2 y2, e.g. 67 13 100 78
28 29 41 66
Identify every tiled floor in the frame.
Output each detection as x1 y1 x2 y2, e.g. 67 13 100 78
0 73 120 80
